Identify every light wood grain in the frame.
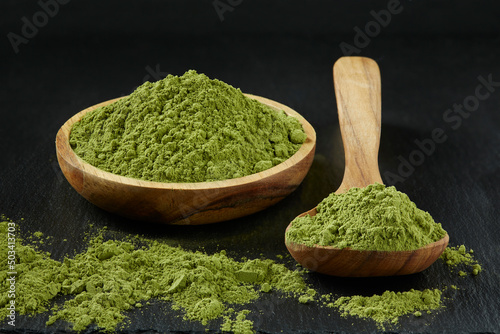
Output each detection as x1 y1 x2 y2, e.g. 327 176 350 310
333 56 383 193
56 94 316 225
285 57 449 276
286 217 449 277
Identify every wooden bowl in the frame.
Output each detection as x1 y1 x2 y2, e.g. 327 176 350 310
55 94 316 225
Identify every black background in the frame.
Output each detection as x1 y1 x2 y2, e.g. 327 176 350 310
1 1 500 333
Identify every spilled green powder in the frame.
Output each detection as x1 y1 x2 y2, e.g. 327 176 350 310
332 289 443 329
440 245 482 276
0 220 61 319
221 310 253 334
70 70 306 183
286 183 447 251
0 220 311 333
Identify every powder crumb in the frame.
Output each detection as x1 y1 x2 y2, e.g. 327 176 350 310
261 283 272 293
290 129 307 144
322 295 329 302
34 231 43 238
306 288 316 296
298 294 314 304
221 310 254 334
472 264 482 276
440 245 482 276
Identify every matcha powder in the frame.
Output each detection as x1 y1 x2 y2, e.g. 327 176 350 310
440 244 482 276
69 70 307 183
286 183 447 251
332 288 443 329
0 220 310 333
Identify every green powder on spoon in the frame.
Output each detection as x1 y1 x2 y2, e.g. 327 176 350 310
286 183 447 251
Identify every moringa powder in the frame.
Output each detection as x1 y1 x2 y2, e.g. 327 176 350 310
69 70 307 183
0 219 310 333
331 288 443 330
286 183 447 251
440 244 482 276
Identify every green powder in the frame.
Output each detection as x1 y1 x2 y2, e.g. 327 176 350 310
0 220 311 333
70 70 306 183
221 310 253 334
286 183 447 251
332 289 443 329
298 288 316 304
440 245 482 276
0 220 62 319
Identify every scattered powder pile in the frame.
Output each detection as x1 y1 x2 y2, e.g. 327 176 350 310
331 289 443 329
286 183 447 251
0 221 61 318
70 70 306 183
0 220 311 333
440 245 482 276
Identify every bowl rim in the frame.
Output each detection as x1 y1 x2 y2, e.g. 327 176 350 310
56 93 317 190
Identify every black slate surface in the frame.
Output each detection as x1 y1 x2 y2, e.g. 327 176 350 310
1 1 499 333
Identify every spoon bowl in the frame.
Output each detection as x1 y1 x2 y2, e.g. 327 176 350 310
56 94 316 225
286 208 449 277
285 57 449 276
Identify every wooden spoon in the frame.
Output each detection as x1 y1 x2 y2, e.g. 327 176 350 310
285 57 449 277
56 94 316 225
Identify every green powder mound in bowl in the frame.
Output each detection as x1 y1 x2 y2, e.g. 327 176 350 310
286 183 447 251
69 70 307 183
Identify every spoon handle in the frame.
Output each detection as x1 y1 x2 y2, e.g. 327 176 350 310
333 57 383 193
